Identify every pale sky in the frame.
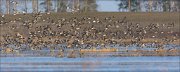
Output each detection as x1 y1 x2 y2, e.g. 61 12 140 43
96 0 119 12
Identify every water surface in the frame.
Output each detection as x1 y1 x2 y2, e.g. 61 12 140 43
1 56 179 72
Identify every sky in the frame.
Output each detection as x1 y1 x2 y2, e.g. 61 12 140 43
96 0 119 12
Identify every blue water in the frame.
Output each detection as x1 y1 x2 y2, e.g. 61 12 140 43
1 56 179 72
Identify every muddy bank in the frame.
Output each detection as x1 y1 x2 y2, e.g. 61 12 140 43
1 13 179 40
0 12 179 51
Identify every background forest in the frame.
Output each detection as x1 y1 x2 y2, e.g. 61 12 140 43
0 0 179 14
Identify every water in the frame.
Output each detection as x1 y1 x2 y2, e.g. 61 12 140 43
1 44 179 71
1 56 179 72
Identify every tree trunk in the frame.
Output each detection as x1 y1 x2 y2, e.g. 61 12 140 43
57 0 60 12
128 0 131 12
84 0 88 12
57 0 66 12
170 0 174 12
32 0 38 13
13 0 17 14
6 0 10 14
47 0 51 12
176 0 180 12
24 0 27 13
76 0 80 12
72 0 74 11
54 0 57 12
32 0 35 13
148 0 153 12
163 0 171 12
75 0 79 12
137 0 141 12
37 0 38 13
166 1 171 12
0 0 2 14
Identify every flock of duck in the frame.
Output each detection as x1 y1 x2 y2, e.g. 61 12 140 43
0 12 179 57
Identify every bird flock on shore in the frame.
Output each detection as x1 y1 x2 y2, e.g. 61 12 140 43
0 12 179 57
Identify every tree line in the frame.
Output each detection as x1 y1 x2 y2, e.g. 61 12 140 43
0 0 97 14
117 0 179 12
0 0 179 14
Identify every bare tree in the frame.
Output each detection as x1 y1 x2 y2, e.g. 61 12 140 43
40 0 52 12
117 0 129 12
162 0 171 12
57 0 67 12
130 0 141 12
170 0 179 12
82 0 97 12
